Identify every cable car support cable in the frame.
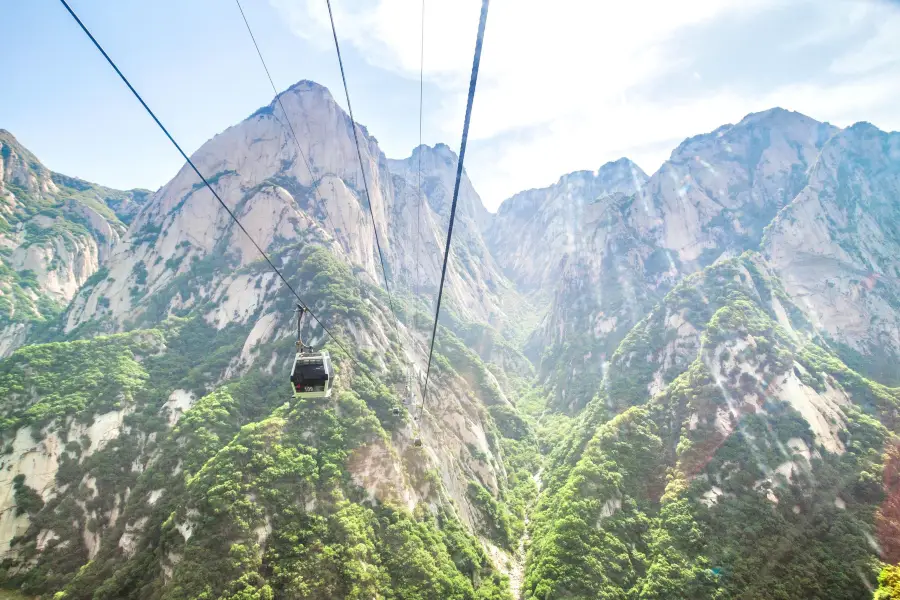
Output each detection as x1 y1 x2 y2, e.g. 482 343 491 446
415 0 425 340
324 0 402 337
419 0 490 421
412 0 426 422
57 0 354 361
233 0 341 245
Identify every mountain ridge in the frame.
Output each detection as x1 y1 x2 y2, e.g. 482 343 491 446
0 82 898 599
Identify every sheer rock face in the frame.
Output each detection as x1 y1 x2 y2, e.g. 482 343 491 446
524 189 666 412
387 142 510 324
486 158 649 293
632 108 837 265
488 108 880 408
484 160 653 410
64 82 514 335
764 123 900 380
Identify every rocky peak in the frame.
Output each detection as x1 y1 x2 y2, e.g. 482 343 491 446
737 106 821 127
385 141 509 324
0 130 56 196
629 108 838 268
669 107 836 166
398 143 458 177
284 78 333 96
486 158 647 292
388 142 489 229
250 79 337 117
596 157 649 191
496 158 647 218
64 78 512 333
423 142 459 164
397 143 459 180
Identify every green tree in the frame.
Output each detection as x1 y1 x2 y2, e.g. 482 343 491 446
875 565 900 600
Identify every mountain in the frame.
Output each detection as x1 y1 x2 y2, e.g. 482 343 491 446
387 142 512 327
484 160 654 412
0 88 898 600
0 83 530 600
62 82 516 340
632 107 837 266
517 111 900 597
513 109 844 411
0 130 150 356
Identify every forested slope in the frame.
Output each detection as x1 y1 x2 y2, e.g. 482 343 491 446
525 254 898 599
0 245 520 599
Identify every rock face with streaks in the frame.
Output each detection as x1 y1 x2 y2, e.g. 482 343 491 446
484 160 655 411
763 122 900 383
491 109 893 410
630 108 837 265
487 158 649 292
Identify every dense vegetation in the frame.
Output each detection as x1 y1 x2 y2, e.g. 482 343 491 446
0 239 894 600
0 239 523 599
875 565 900 599
523 253 899 599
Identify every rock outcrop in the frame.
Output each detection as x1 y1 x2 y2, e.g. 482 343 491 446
0 130 149 355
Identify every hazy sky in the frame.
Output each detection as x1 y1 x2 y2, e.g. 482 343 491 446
3 0 900 211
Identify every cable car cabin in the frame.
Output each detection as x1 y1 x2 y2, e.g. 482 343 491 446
290 350 333 400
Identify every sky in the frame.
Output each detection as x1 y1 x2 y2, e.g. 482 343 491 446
3 0 900 211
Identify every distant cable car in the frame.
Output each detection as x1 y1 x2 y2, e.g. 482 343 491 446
290 305 333 400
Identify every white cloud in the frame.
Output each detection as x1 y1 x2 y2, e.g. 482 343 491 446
783 0 871 51
830 3 900 75
270 0 478 84
273 0 900 210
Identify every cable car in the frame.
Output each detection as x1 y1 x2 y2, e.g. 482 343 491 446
291 350 333 399
290 304 334 400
